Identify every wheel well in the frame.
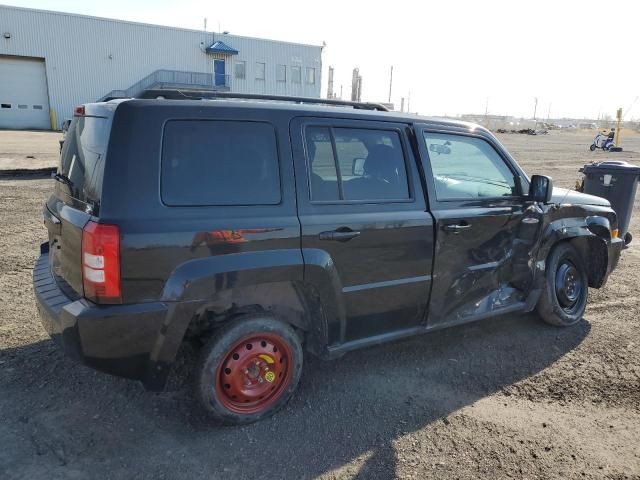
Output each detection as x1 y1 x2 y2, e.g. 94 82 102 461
567 236 609 288
182 281 326 352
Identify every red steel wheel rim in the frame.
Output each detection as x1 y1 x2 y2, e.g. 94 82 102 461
215 333 293 414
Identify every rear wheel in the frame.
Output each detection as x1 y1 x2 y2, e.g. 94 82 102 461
195 315 303 425
537 243 588 327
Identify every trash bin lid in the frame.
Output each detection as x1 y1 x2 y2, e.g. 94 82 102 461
581 160 640 175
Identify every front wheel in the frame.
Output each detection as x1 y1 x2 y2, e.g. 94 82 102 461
536 243 588 327
589 144 596 151
195 315 303 425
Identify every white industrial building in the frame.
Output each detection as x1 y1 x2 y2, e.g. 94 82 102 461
0 5 323 130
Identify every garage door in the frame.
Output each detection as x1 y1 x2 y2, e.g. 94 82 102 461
0 56 51 130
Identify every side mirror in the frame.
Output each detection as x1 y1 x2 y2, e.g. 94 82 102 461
529 175 553 203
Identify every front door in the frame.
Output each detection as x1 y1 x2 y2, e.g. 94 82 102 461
291 117 434 347
214 59 226 86
415 126 530 328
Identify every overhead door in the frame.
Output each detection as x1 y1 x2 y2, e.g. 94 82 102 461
0 56 51 130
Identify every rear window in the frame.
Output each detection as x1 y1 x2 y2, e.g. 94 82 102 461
59 116 109 206
161 120 281 206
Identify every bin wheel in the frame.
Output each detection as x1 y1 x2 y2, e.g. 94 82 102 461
624 232 632 245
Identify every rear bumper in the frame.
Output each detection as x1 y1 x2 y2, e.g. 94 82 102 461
33 243 171 390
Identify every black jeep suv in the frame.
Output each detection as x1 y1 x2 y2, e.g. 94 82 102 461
34 92 624 424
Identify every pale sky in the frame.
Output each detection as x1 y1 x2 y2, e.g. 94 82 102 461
4 0 639 119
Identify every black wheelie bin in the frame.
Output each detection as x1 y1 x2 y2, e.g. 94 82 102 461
580 160 640 245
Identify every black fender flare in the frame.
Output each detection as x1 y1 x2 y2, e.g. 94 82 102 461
144 249 304 388
300 248 347 348
143 248 345 388
534 215 612 290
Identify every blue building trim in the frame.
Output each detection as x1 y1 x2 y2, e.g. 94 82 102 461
206 40 239 55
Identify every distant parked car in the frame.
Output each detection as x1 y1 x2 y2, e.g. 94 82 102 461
34 92 624 424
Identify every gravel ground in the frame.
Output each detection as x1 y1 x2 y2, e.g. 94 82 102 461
0 129 639 479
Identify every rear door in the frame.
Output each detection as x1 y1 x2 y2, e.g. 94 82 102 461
45 111 111 297
291 117 434 347
415 126 529 328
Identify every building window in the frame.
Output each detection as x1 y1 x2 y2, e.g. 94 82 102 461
306 67 316 85
255 62 265 80
1 104 11 109
276 64 287 83
291 66 302 84
234 60 246 79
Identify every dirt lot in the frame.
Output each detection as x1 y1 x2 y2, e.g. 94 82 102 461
1 129 639 479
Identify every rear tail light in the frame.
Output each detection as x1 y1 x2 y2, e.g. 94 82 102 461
74 105 85 116
82 221 122 304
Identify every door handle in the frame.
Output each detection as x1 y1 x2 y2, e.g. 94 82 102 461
443 223 471 233
319 229 361 242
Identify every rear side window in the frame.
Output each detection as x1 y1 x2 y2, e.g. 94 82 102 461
161 120 281 206
59 116 109 206
305 127 410 202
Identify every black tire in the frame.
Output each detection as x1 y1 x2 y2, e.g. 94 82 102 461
536 243 588 327
195 314 303 425
589 144 596 151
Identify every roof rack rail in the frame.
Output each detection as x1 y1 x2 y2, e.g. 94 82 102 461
135 89 390 112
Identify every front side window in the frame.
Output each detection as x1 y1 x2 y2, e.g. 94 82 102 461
276 64 287 82
162 120 281 206
255 62 265 80
306 67 315 85
423 132 517 200
291 66 302 84
234 60 246 79
305 127 410 202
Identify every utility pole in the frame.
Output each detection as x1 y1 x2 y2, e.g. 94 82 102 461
407 91 411 113
388 66 393 103
546 103 551 122
533 97 538 120
327 66 334 99
400 97 405 112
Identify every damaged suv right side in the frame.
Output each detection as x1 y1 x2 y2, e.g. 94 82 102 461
34 95 624 424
